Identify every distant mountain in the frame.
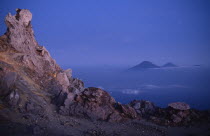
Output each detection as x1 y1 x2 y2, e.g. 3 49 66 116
162 62 177 68
129 61 160 70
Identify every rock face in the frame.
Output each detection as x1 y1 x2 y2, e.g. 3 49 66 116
0 9 137 126
56 72 70 92
3 9 61 82
0 72 17 96
130 100 156 117
0 9 72 127
61 87 118 120
5 9 36 53
59 87 137 122
130 100 209 126
168 102 190 111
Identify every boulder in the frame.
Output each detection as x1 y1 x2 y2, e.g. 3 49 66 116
168 102 190 111
115 103 137 119
53 78 85 108
130 100 156 117
69 78 84 91
147 102 194 126
61 87 117 120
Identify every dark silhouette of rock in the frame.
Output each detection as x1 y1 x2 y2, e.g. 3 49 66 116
129 61 160 70
130 100 209 126
162 62 177 68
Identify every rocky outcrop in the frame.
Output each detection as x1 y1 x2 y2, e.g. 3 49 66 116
5 9 35 53
152 107 209 126
168 102 190 111
1 9 138 124
130 100 209 126
115 102 137 119
130 100 157 117
0 9 71 124
61 87 118 120
2 8 61 84
56 72 70 92
59 87 137 122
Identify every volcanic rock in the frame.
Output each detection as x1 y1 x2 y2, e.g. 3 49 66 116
5 9 36 53
64 69 72 79
168 102 190 111
59 87 137 122
59 87 117 120
0 72 17 96
56 72 70 92
130 100 157 117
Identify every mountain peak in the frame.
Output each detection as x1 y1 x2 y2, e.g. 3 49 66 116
162 62 177 67
129 61 159 70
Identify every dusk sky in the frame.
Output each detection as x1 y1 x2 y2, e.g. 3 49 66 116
0 0 210 67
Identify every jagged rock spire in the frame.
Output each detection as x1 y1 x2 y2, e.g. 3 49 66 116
5 9 37 53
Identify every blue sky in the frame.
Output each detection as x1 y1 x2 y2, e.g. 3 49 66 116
0 0 210 67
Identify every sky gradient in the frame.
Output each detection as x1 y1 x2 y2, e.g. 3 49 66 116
0 0 210 67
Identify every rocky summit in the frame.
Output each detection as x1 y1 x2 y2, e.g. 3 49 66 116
0 9 209 136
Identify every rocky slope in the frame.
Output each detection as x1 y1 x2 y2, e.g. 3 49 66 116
0 9 209 136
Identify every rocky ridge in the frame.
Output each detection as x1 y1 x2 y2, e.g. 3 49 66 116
0 8 137 122
0 9 209 135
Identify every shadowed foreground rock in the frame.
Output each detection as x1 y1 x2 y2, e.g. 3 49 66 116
130 100 210 126
0 9 209 136
59 87 137 122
